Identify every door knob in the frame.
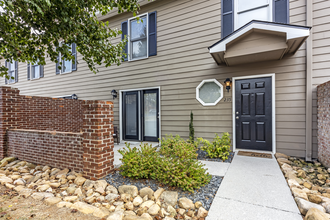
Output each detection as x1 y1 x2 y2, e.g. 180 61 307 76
236 112 239 115
236 116 239 119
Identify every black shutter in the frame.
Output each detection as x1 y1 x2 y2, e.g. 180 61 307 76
121 21 128 61
5 61 7 84
40 65 44 78
27 63 30 80
72 43 77 71
14 61 18 83
148 11 157 57
56 53 60 75
222 0 234 38
274 0 289 24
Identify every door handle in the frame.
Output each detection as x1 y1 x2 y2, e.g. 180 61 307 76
236 116 239 119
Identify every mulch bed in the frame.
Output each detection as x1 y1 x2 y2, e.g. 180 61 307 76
104 170 222 211
197 149 235 163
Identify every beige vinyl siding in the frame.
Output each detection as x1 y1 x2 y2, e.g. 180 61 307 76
311 0 330 158
0 0 310 157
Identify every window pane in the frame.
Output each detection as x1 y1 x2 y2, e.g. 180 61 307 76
63 59 72 73
238 0 269 12
125 94 137 136
144 93 157 137
8 71 15 83
9 62 15 71
199 82 222 104
237 6 270 28
32 65 40 79
130 16 147 40
132 39 147 59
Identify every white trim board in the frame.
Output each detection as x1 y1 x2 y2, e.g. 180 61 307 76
232 73 276 154
119 86 161 143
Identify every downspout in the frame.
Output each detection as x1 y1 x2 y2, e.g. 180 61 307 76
305 0 313 161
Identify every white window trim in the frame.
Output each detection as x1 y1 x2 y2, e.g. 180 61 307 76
234 0 273 30
196 79 224 106
232 73 276 154
127 12 149 62
58 42 73 74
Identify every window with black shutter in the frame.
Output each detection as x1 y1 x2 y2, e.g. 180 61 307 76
121 11 157 61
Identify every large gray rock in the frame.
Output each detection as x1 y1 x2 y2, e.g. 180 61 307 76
105 193 120 202
56 169 69 179
45 197 62 205
154 188 164 200
197 207 208 218
71 202 98 214
305 207 329 220
160 191 178 206
106 185 118 194
19 188 33 198
31 192 54 200
133 196 143 206
0 176 13 185
94 180 108 194
295 197 326 215
83 179 95 190
322 201 330 213
139 187 154 199
292 188 308 200
107 210 124 220
74 176 86 186
178 197 195 210
118 185 138 197
148 204 160 215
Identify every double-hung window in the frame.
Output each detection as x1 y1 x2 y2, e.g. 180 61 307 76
235 0 272 29
5 61 18 84
27 61 44 80
221 0 289 38
121 12 157 61
129 14 148 60
55 43 77 75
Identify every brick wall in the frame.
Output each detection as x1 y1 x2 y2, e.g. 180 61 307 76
19 96 83 132
317 80 330 168
0 86 114 179
7 129 83 172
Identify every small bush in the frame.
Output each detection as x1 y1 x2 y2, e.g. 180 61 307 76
119 135 211 192
198 132 231 160
159 134 197 159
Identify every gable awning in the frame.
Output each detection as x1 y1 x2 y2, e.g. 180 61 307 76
208 20 311 66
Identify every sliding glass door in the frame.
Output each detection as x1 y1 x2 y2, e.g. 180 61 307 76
122 89 159 142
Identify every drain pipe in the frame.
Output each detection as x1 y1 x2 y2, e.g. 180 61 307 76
305 0 313 161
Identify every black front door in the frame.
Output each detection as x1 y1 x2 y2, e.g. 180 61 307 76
235 77 272 151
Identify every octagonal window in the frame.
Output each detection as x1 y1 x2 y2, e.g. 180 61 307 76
196 79 223 106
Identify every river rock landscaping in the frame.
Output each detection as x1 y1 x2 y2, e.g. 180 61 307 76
0 157 209 220
275 153 330 219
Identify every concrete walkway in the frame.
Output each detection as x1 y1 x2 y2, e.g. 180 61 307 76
207 152 302 220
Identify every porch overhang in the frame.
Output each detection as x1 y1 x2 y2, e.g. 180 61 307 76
208 20 311 66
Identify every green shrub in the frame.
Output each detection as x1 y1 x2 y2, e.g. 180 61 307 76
159 134 197 159
118 143 159 179
198 132 231 160
119 135 211 192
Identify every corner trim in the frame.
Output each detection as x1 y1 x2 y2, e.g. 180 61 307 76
232 73 276 154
